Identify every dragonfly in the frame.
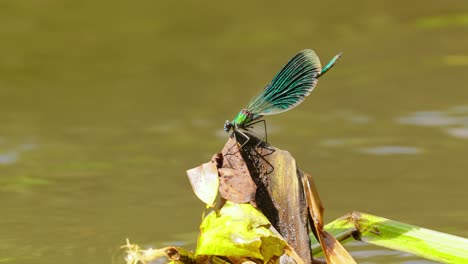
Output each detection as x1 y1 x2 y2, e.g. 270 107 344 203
224 49 342 147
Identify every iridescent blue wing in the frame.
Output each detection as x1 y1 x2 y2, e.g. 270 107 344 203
245 49 322 115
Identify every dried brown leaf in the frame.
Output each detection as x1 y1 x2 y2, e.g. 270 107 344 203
302 174 356 264
218 167 256 203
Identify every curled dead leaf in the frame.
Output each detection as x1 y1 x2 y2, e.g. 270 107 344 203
186 155 221 207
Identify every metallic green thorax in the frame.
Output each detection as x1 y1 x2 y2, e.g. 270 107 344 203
232 109 261 128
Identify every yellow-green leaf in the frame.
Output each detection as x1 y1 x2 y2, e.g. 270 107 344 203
196 202 286 262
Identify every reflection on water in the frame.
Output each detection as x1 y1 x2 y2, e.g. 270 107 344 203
397 111 460 127
320 138 370 147
330 110 373 124
446 127 468 139
340 241 438 264
0 142 35 165
1 1 468 264
443 55 468 67
360 146 422 155
397 105 468 139
415 13 468 29
0 152 17 165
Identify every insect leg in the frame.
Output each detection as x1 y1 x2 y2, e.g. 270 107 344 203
226 129 251 155
225 130 239 156
245 119 268 143
237 128 276 174
236 129 251 150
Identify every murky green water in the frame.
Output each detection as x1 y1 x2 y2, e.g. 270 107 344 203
1 1 467 263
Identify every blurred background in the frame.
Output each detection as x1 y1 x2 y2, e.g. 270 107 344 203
1 1 467 263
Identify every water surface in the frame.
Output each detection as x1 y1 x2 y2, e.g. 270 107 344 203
1 1 467 263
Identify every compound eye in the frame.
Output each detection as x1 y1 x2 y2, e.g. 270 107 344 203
224 120 232 132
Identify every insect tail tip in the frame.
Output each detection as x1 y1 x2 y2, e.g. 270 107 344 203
335 52 343 59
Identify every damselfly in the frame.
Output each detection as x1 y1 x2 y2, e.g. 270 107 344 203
224 49 341 147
